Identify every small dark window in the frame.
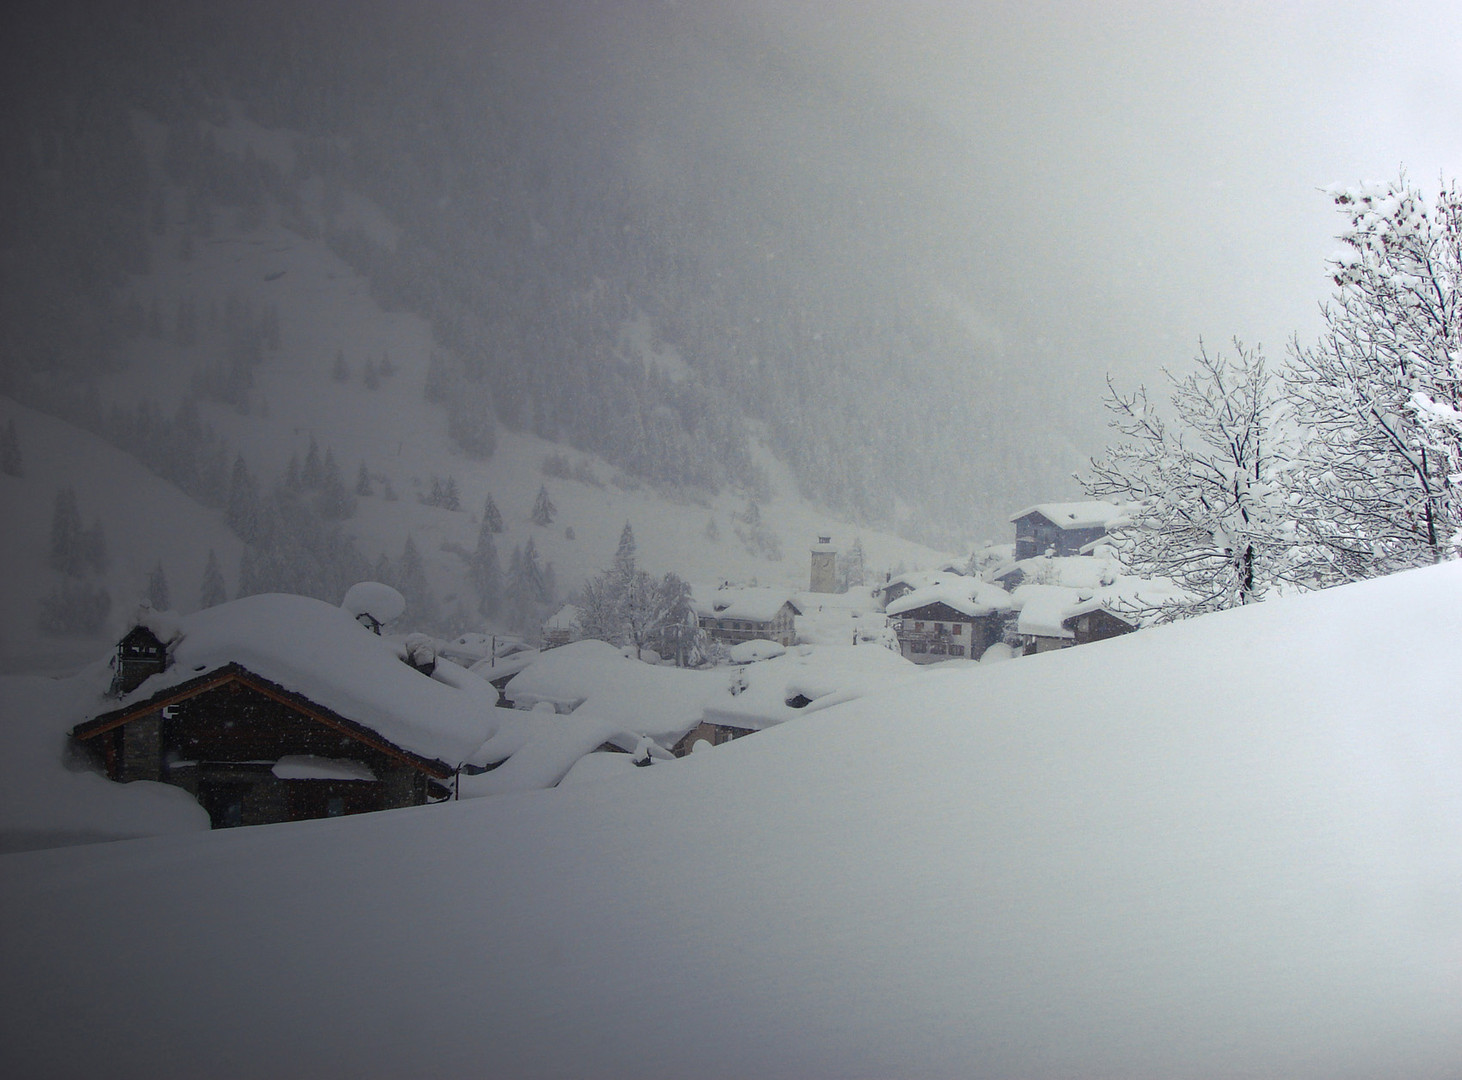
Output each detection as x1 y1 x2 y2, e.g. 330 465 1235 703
327 797 345 817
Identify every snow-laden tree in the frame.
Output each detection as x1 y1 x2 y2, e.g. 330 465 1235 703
1083 340 1293 620
1286 175 1462 579
573 531 697 662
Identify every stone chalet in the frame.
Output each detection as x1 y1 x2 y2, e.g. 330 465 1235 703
1010 501 1125 560
70 596 498 829
693 586 802 647
886 578 1015 663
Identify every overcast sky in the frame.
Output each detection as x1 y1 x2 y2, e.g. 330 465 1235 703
708 0 1462 391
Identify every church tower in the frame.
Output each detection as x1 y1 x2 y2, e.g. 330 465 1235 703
810 536 837 593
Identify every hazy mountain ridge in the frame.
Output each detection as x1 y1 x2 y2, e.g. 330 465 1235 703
0 146 955 666
0 1 1094 551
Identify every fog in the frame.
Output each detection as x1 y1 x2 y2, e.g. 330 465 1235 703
695 0 1462 380
2 0 1460 556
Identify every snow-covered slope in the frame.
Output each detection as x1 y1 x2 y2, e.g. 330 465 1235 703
3 564 1459 1078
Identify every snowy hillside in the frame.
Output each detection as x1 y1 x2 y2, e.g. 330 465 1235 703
3 564 1459 1078
0 397 245 674
1 105 957 668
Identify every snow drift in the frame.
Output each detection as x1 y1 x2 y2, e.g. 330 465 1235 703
1 563 1460 1078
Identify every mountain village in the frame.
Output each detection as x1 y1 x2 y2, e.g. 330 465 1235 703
40 499 1177 835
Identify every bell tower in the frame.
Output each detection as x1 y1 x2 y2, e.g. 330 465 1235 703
810 536 837 593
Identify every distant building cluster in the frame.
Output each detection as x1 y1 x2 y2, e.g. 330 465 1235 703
66 499 1160 834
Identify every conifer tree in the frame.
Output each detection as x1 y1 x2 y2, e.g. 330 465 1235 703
302 436 323 489
317 449 355 520
331 348 350 382
147 561 171 611
467 519 502 616
226 455 262 544
1 417 23 477
81 518 107 575
200 549 227 608
355 462 374 497
396 535 438 629
49 488 84 577
237 547 263 599
530 484 556 527
483 494 504 533
613 522 637 585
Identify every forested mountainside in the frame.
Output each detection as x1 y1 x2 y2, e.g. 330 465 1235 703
0 0 1095 544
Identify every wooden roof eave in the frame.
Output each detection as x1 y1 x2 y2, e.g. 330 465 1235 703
71 662 455 779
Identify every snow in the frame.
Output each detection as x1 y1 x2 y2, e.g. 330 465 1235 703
498 638 920 746
496 639 713 746
556 750 643 788
3 564 1461 1077
0 664 210 853
271 756 377 782
341 581 405 625
705 643 919 731
93 593 500 766
728 638 786 662
1010 583 1081 638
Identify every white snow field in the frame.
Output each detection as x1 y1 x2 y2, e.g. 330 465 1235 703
2 563 1461 1078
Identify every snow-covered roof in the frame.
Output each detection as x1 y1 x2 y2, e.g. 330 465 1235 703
459 706 658 797
467 647 542 685
704 643 920 732
83 595 500 767
886 578 1014 619
990 554 1121 590
499 640 712 747
1009 584 1136 639
729 639 787 663
691 585 801 623
1011 584 1083 639
1009 501 1125 530
544 604 581 632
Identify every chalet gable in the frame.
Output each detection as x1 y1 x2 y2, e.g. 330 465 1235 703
73 661 457 780
1009 501 1123 560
